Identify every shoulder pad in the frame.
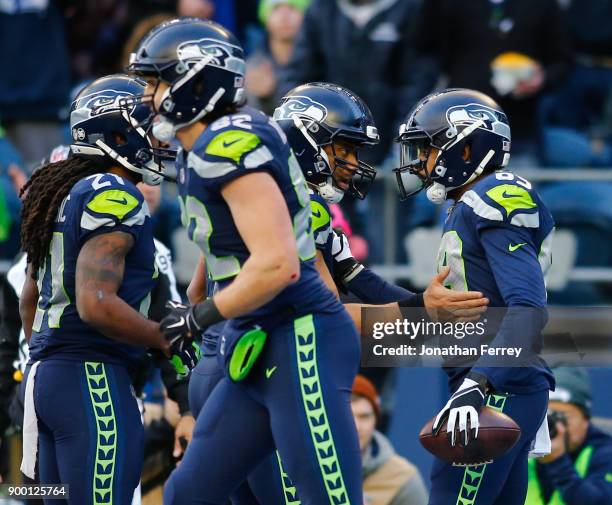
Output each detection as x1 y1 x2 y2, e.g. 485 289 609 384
309 192 332 247
78 173 146 231
462 172 540 228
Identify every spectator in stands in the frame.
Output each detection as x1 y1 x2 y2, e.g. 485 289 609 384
416 0 572 157
0 0 70 168
63 0 131 81
352 374 428 505
527 367 612 504
538 0 612 168
245 0 310 115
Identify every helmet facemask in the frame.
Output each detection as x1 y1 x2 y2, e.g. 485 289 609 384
72 93 176 185
290 114 376 203
395 119 505 203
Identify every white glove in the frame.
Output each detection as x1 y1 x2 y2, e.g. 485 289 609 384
331 229 354 263
432 378 486 447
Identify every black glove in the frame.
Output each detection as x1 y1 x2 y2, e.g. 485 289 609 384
169 340 202 379
160 301 203 378
432 376 486 446
160 301 202 345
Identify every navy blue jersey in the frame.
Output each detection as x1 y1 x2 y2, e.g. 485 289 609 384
29 173 156 367
177 106 337 328
439 171 555 393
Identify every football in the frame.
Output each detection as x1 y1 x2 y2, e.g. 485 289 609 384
419 407 521 466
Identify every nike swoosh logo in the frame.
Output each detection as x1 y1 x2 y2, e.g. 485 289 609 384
107 197 128 205
502 190 523 199
605 473 612 482
312 209 322 219
223 139 241 148
508 242 527 252
266 366 277 379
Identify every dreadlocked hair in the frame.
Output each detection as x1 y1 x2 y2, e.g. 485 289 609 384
20 157 106 278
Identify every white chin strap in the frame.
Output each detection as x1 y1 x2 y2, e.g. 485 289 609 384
426 148 497 205
426 182 447 204
318 178 345 204
152 118 176 143
94 139 163 186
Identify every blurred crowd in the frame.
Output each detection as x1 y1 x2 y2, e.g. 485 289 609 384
1 0 611 269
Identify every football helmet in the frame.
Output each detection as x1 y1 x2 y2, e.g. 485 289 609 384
274 82 379 204
69 74 174 185
394 88 511 204
127 17 245 142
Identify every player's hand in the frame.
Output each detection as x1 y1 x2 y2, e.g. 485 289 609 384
161 301 202 343
331 229 363 287
539 421 568 464
173 413 196 463
433 377 485 446
169 339 202 379
161 301 203 377
424 267 489 322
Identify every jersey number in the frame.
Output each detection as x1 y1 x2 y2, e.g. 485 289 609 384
32 232 70 331
437 231 468 291
179 196 242 281
288 151 316 261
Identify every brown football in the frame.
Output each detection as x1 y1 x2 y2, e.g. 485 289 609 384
419 407 521 465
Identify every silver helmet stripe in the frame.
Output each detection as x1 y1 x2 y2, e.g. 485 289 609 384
292 115 331 166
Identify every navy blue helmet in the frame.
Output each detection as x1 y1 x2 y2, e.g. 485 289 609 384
127 17 245 141
69 74 173 185
394 88 511 203
274 82 379 204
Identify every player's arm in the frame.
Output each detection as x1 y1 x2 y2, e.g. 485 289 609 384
186 254 207 304
75 231 167 350
19 264 38 343
469 224 548 389
332 229 487 313
315 249 339 299
212 171 300 318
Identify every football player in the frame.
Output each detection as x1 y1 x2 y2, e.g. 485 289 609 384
18 74 197 504
394 88 555 505
274 82 491 317
129 18 364 505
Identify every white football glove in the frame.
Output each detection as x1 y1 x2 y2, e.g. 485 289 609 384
432 377 486 447
331 230 363 286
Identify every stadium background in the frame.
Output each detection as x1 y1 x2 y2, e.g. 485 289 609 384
1 0 612 500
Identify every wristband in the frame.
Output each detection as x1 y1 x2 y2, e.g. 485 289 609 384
193 297 225 329
467 371 491 394
397 293 424 308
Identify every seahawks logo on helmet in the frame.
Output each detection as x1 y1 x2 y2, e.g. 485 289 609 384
446 103 511 140
74 90 135 118
176 38 245 75
273 96 328 123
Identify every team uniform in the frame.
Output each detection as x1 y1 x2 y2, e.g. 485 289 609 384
24 173 155 505
186 248 280 505
428 171 555 505
164 106 363 505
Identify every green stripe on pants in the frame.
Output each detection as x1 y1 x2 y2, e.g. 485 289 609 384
294 314 349 505
85 362 117 505
455 394 508 505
